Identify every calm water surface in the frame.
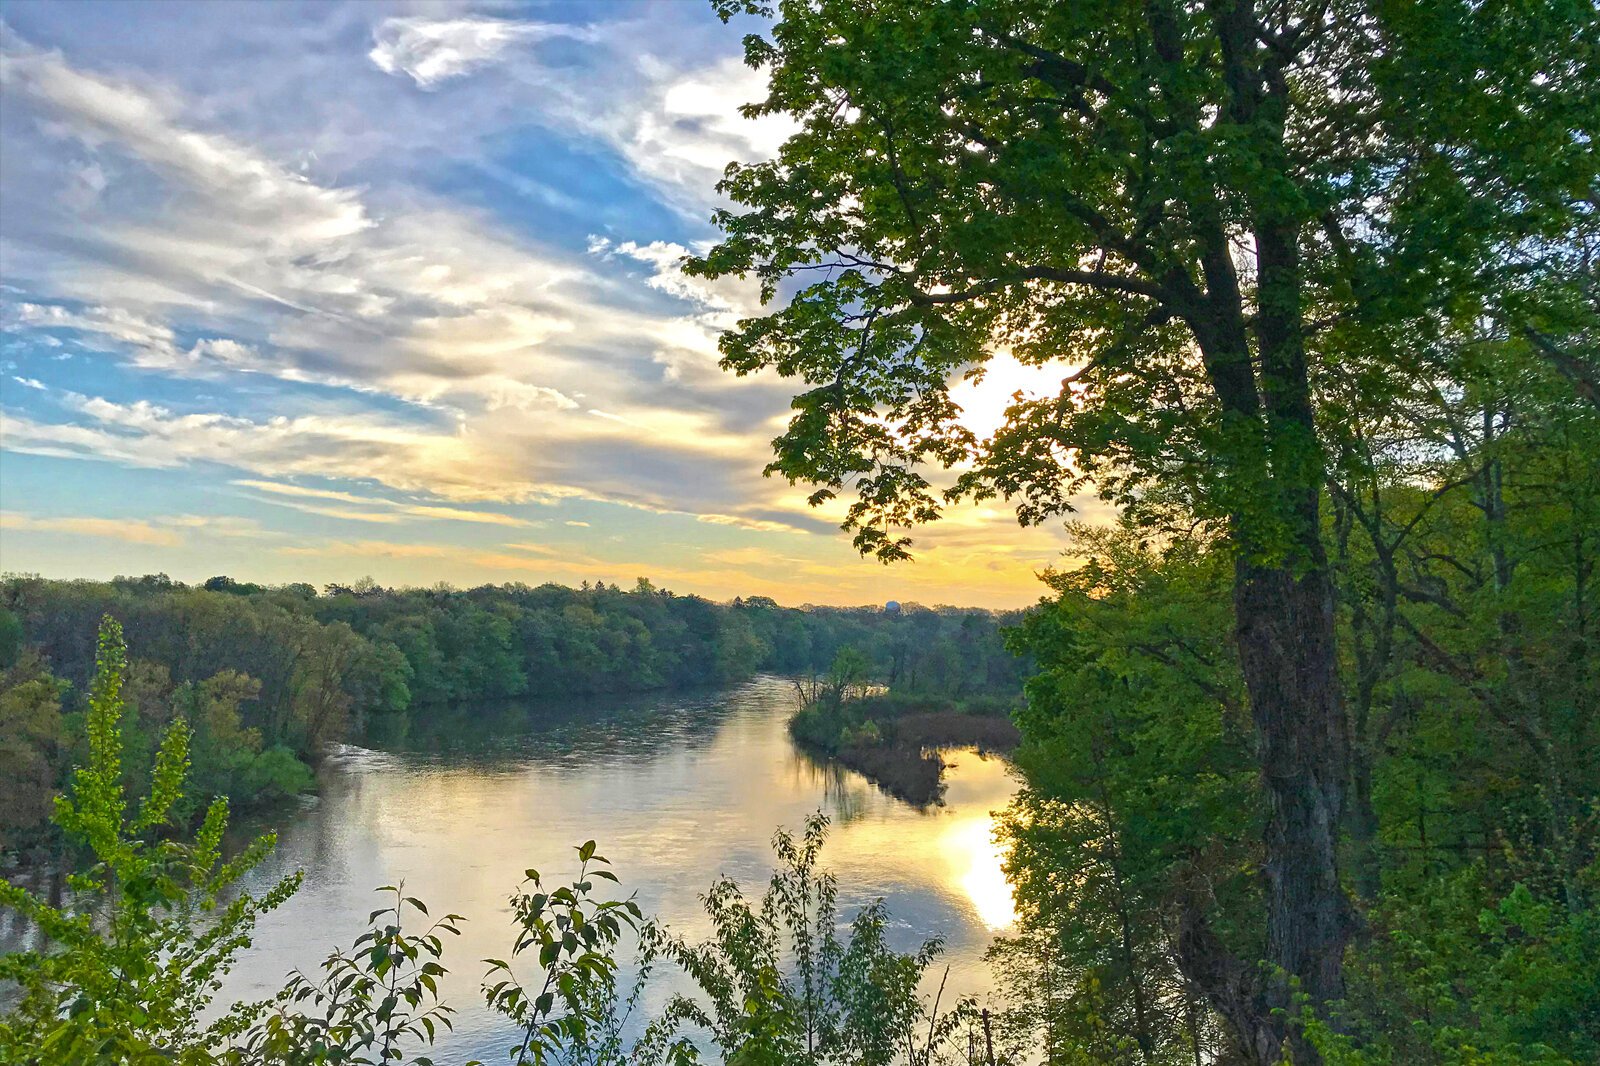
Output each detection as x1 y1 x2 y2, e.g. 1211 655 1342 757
219 675 1020 1060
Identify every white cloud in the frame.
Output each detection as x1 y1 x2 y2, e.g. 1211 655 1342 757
481 380 581 412
13 302 177 361
369 15 793 216
1 392 822 537
589 236 768 381
502 43 793 216
0 40 369 246
597 238 754 318
1 396 551 503
155 513 274 539
233 480 387 506
2 37 611 411
0 19 797 421
624 55 794 202
11 302 272 374
368 17 584 90
695 512 794 535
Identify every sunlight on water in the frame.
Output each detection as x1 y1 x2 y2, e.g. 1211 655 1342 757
948 814 1018 931
210 677 1021 1060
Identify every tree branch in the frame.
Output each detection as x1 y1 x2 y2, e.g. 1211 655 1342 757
908 265 1170 306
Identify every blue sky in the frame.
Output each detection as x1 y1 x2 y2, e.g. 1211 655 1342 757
0 0 1081 607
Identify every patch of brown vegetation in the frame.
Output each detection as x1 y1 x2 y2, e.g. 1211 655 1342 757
883 712 1021 752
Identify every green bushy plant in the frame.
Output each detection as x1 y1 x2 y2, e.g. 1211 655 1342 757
0 617 301 1064
643 814 975 1066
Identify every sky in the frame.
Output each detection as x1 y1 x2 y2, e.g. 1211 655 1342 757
0 0 1089 609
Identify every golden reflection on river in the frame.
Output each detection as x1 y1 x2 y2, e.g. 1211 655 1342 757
219 676 1020 1060
950 811 1020 931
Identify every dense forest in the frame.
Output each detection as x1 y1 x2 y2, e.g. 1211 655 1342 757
989 349 1600 1060
0 573 1020 855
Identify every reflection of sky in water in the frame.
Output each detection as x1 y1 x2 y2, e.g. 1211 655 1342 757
219 677 1019 1060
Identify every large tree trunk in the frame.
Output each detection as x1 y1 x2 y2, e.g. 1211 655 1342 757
1176 376 1354 1065
1234 547 1351 1056
1240 130 1354 1054
1131 5 1354 1045
1183 210 1353 1060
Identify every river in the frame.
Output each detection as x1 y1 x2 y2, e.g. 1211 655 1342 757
214 675 1021 1060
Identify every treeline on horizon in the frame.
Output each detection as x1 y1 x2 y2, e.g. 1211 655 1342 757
0 571 1025 856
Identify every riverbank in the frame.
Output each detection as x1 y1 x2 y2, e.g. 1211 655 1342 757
791 693 1022 806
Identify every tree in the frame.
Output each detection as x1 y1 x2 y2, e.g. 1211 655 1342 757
690 0 1596 1057
0 654 67 853
996 526 1256 1064
0 609 23 670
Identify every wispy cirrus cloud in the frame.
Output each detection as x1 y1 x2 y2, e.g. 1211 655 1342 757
1 395 552 502
2 35 605 413
0 510 271 546
0 393 832 538
0 36 369 246
0 510 185 546
234 479 538 527
364 11 792 214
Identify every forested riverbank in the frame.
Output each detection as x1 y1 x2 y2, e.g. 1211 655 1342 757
788 652 1023 805
0 574 1023 858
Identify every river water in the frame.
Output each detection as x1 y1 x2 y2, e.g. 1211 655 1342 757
212 675 1020 1060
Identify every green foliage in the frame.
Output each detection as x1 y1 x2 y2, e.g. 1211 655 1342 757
0 653 67 851
1301 861 1600 1066
0 616 301 1064
0 576 1023 724
997 334 1600 1063
0 577 388 760
232 887 464 1065
0 609 22 669
179 671 313 808
991 526 1255 1064
789 648 876 748
222 843 648 1066
238 744 316 801
644 814 975 1066
481 843 645 1065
